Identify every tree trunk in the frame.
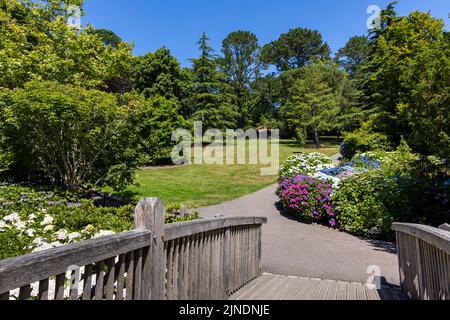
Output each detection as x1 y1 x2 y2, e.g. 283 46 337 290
314 128 320 149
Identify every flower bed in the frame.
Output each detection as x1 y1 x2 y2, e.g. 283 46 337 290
277 150 450 240
277 152 389 229
0 184 199 260
278 175 337 227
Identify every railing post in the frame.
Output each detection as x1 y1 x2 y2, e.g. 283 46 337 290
257 225 262 276
135 198 165 300
223 227 231 297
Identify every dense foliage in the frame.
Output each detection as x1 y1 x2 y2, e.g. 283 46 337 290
0 81 140 190
278 147 450 241
0 183 199 259
278 175 337 227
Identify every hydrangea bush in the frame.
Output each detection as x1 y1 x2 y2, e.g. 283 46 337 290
280 153 333 178
277 175 337 227
0 184 134 259
0 184 199 260
277 151 411 231
278 147 449 241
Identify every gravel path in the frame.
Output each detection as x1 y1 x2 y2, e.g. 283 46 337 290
199 184 400 286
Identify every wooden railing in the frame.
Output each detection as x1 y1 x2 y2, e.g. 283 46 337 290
393 223 450 300
0 198 267 300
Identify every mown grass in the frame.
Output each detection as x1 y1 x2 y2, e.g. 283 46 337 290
121 139 340 208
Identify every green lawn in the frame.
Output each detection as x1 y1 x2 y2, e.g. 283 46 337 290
122 139 340 208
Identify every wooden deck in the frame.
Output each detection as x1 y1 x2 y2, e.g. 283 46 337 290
231 274 407 300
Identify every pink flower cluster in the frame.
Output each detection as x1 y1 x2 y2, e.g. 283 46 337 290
277 175 338 228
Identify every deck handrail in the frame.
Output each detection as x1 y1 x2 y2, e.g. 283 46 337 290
164 216 267 241
0 230 152 295
392 223 450 300
0 198 267 301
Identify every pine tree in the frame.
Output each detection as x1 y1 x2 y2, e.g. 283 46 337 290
191 33 237 131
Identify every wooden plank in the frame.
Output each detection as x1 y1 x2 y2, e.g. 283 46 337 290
181 237 190 300
18 285 31 300
245 276 281 300
325 280 338 300
283 277 308 300
303 279 321 300
82 264 93 300
164 217 267 241
196 233 204 300
365 284 381 301
166 240 175 300
105 257 116 300
256 276 290 300
69 268 80 300
135 198 165 300
55 273 66 300
336 281 349 300
115 254 126 300
0 230 151 294
223 228 231 296
230 277 267 300
257 226 262 276
125 251 134 300
392 223 450 254
95 260 105 300
347 282 358 300
271 276 299 300
315 280 332 300
355 283 368 300
231 276 274 300
133 249 142 300
171 239 180 300
177 237 186 300
212 230 220 299
38 279 49 300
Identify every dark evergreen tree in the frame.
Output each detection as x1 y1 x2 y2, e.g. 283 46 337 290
133 47 193 118
220 30 261 127
335 36 369 78
191 33 237 131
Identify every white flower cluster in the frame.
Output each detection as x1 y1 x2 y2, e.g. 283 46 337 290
280 153 334 178
2 211 116 254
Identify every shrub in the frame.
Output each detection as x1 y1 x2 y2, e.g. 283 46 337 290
342 122 391 159
0 183 136 259
333 170 407 240
128 94 187 165
0 81 141 191
278 175 337 227
334 152 450 241
280 153 333 179
0 229 33 260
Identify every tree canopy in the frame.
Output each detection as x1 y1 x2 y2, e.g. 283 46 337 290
260 27 330 72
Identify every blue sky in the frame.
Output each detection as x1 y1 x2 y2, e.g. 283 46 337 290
83 0 449 67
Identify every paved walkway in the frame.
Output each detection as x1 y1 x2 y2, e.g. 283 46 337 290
199 184 400 286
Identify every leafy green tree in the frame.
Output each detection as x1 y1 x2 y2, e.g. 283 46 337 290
358 7 449 156
260 28 330 72
88 28 122 48
133 47 193 118
250 74 282 128
191 33 237 130
126 94 188 165
220 30 261 127
335 36 369 78
0 0 134 89
0 81 140 190
282 63 339 148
